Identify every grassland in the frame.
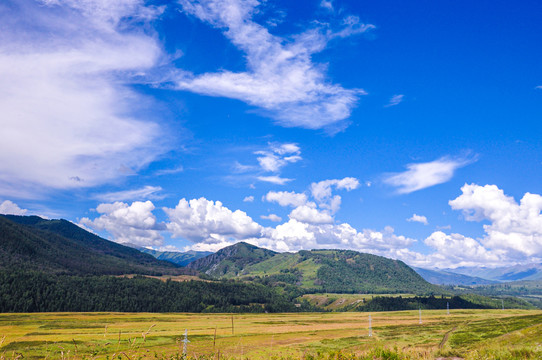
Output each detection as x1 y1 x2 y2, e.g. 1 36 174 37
1 309 542 359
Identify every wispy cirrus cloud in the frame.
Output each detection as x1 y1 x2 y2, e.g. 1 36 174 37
257 175 293 185
175 0 372 132
385 94 404 107
94 186 164 202
384 156 475 194
0 0 168 199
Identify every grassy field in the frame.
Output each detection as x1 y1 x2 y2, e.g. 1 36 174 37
1 309 542 359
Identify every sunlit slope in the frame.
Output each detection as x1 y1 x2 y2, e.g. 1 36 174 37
191 243 439 294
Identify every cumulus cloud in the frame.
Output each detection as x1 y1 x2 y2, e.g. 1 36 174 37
420 231 506 268
310 177 360 213
0 0 168 198
260 214 282 222
80 201 164 246
0 200 28 215
233 143 301 185
258 221 415 255
289 205 334 225
164 198 263 246
449 184 542 257
243 196 254 202
385 94 404 107
407 214 428 225
255 143 302 172
264 191 308 207
94 186 164 202
175 0 372 131
384 156 475 194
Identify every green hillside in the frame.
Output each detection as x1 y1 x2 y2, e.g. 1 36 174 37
191 243 440 294
0 215 187 276
187 241 277 276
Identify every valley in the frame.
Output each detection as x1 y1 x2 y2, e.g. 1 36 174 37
1 310 541 359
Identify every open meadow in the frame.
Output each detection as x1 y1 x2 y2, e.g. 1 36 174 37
1 309 542 359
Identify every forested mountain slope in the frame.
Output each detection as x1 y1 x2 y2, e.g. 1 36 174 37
0 215 187 275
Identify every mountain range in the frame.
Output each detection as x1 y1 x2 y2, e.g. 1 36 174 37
186 242 439 294
0 214 188 275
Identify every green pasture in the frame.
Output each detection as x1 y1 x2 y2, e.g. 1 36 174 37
1 309 542 359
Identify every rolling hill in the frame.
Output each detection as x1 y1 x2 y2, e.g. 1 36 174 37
0 215 189 276
189 242 439 294
187 241 277 276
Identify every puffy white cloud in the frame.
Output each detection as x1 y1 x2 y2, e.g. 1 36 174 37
0 200 28 215
384 156 474 194
80 201 164 247
243 196 254 202
449 184 542 256
258 220 415 255
289 205 333 225
407 214 428 225
260 214 282 222
255 143 302 173
0 0 167 198
385 94 404 107
420 231 506 268
175 0 372 131
310 177 360 213
164 198 263 244
264 191 308 207
311 177 360 202
94 186 164 202
257 175 293 185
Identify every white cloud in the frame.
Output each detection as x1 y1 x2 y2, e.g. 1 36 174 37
155 166 184 176
421 231 506 268
164 198 263 244
535 85 542 90
243 196 254 202
449 184 542 257
0 0 168 199
320 0 334 12
385 94 404 107
258 220 415 255
310 177 360 213
94 186 164 202
289 205 334 225
175 0 372 131
0 200 28 215
80 201 164 247
407 214 428 225
255 143 302 173
260 214 282 222
384 156 474 194
264 191 308 207
257 175 293 185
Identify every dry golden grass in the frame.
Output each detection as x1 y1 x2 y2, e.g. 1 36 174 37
0 309 541 359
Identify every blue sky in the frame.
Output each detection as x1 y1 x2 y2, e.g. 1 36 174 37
1 0 542 269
